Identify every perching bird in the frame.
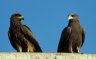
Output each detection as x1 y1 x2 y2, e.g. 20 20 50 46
8 13 42 52
57 13 85 53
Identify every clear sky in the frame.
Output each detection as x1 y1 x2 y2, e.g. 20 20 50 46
0 0 96 54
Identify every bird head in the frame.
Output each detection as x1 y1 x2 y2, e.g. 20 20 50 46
68 13 79 21
10 13 24 21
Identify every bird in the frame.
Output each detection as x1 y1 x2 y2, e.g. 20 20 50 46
57 13 85 53
8 13 42 52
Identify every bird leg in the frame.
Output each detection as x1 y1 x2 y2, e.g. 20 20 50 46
68 45 73 53
77 47 80 53
69 47 73 53
16 44 22 52
27 48 30 52
17 47 22 52
27 42 34 52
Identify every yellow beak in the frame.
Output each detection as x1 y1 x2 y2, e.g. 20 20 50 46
17 16 24 20
68 16 74 20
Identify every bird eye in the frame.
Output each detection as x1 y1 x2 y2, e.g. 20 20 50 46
71 15 75 17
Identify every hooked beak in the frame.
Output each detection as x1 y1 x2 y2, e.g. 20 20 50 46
17 16 24 20
68 16 74 20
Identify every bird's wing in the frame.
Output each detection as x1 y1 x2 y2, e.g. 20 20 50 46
23 25 32 32
20 25 42 52
81 28 85 47
8 30 17 50
58 27 71 52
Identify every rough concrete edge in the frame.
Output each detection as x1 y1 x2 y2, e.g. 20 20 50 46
0 53 96 59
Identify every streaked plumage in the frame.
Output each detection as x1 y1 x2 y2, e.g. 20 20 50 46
57 13 85 53
8 13 42 52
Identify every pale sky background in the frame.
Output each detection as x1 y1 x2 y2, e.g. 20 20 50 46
0 0 96 54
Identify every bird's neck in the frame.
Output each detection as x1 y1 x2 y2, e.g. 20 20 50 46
10 19 22 27
68 19 79 26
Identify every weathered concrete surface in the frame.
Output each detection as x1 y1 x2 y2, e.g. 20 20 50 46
0 53 96 59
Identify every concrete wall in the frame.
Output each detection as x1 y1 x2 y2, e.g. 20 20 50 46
0 53 96 59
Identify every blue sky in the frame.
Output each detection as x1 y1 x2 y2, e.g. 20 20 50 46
0 0 96 53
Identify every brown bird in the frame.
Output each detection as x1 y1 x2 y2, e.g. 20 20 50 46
57 13 85 53
8 13 42 52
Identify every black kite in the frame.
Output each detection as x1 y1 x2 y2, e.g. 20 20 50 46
57 13 85 53
8 13 42 52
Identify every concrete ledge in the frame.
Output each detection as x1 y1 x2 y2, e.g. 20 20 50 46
0 53 96 59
